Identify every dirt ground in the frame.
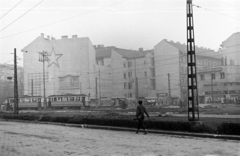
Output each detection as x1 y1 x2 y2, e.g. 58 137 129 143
1 121 240 156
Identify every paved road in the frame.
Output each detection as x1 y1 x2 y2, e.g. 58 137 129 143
0 121 239 156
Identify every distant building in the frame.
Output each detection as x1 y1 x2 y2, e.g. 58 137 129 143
21 33 97 100
219 32 240 66
154 39 222 101
198 66 240 103
95 46 153 103
0 64 24 104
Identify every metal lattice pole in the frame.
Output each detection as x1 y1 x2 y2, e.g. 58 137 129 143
186 0 199 121
14 48 18 114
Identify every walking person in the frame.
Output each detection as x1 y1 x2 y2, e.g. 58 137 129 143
135 100 150 134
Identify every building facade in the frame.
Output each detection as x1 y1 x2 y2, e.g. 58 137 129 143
198 65 240 103
21 33 240 106
154 39 222 102
219 32 240 66
21 33 97 100
0 64 24 104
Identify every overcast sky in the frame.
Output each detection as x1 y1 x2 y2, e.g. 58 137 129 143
0 0 240 66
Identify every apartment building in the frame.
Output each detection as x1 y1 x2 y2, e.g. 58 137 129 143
0 64 24 104
219 32 240 66
198 65 240 103
21 33 97 99
154 39 222 101
95 46 153 101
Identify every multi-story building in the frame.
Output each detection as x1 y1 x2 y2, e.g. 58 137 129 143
21 33 239 106
219 32 240 66
95 46 153 102
21 33 97 100
0 64 24 104
154 39 222 101
198 65 240 103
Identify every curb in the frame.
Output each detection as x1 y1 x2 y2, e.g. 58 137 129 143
1 119 240 141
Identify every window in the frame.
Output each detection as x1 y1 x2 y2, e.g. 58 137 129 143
220 72 225 79
76 97 81 101
129 93 132 98
124 82 127 89
128 61 132 67
128 82 132 89
144 71 147 77
200 75 204 81
70 97 74 101
63 97 68 101
123 73 126 79
128 72 132 78
144 60 146 65
123 63 126 67
124 94 127 98
211 73 215 80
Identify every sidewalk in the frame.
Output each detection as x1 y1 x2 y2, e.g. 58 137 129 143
1 118 240 141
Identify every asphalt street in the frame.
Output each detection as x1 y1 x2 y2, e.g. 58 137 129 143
0 121 239 156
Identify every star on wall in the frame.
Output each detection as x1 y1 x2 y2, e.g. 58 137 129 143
48 47 63 67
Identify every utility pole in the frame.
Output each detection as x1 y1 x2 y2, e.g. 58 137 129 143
211 74 214 102
98 69 101 106
168 73 171 97
14 48 18 114
186 0 199 121
39 51 48 108
95 77 98 99
168 73 171 105
134 59 138 101
31 79 33 97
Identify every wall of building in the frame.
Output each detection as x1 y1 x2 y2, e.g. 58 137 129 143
154 40 180 98
0 65 24 104
197 66 240 102
22 34 96 98
220 32 240 65
110 50 127 98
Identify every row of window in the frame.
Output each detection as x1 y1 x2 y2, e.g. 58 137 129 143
124 93 132 98
124 82 133 89
123 60 148 68
180 57 220 67
123 71 147 79
8 96 84 103
200 72 225 80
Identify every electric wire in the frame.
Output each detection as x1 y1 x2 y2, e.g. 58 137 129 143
0 0 44 32
0 0 23 20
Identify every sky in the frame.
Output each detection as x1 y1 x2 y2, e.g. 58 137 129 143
0 0 240 66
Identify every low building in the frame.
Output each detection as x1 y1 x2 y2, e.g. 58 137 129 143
198 65 240 103
0 64 24 104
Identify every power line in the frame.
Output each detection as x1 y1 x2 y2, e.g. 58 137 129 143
193 3 240 22
0 0 127 39
216 0 240 10
0 0 44 32
0 0 23 20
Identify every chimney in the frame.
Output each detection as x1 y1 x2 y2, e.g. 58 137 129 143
93 45 97 48
51 36 55 40
72 35 77 38
47 35 50 40
97 45 101 48
139 48 143 52
41 33 44 38
61 35 68 39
